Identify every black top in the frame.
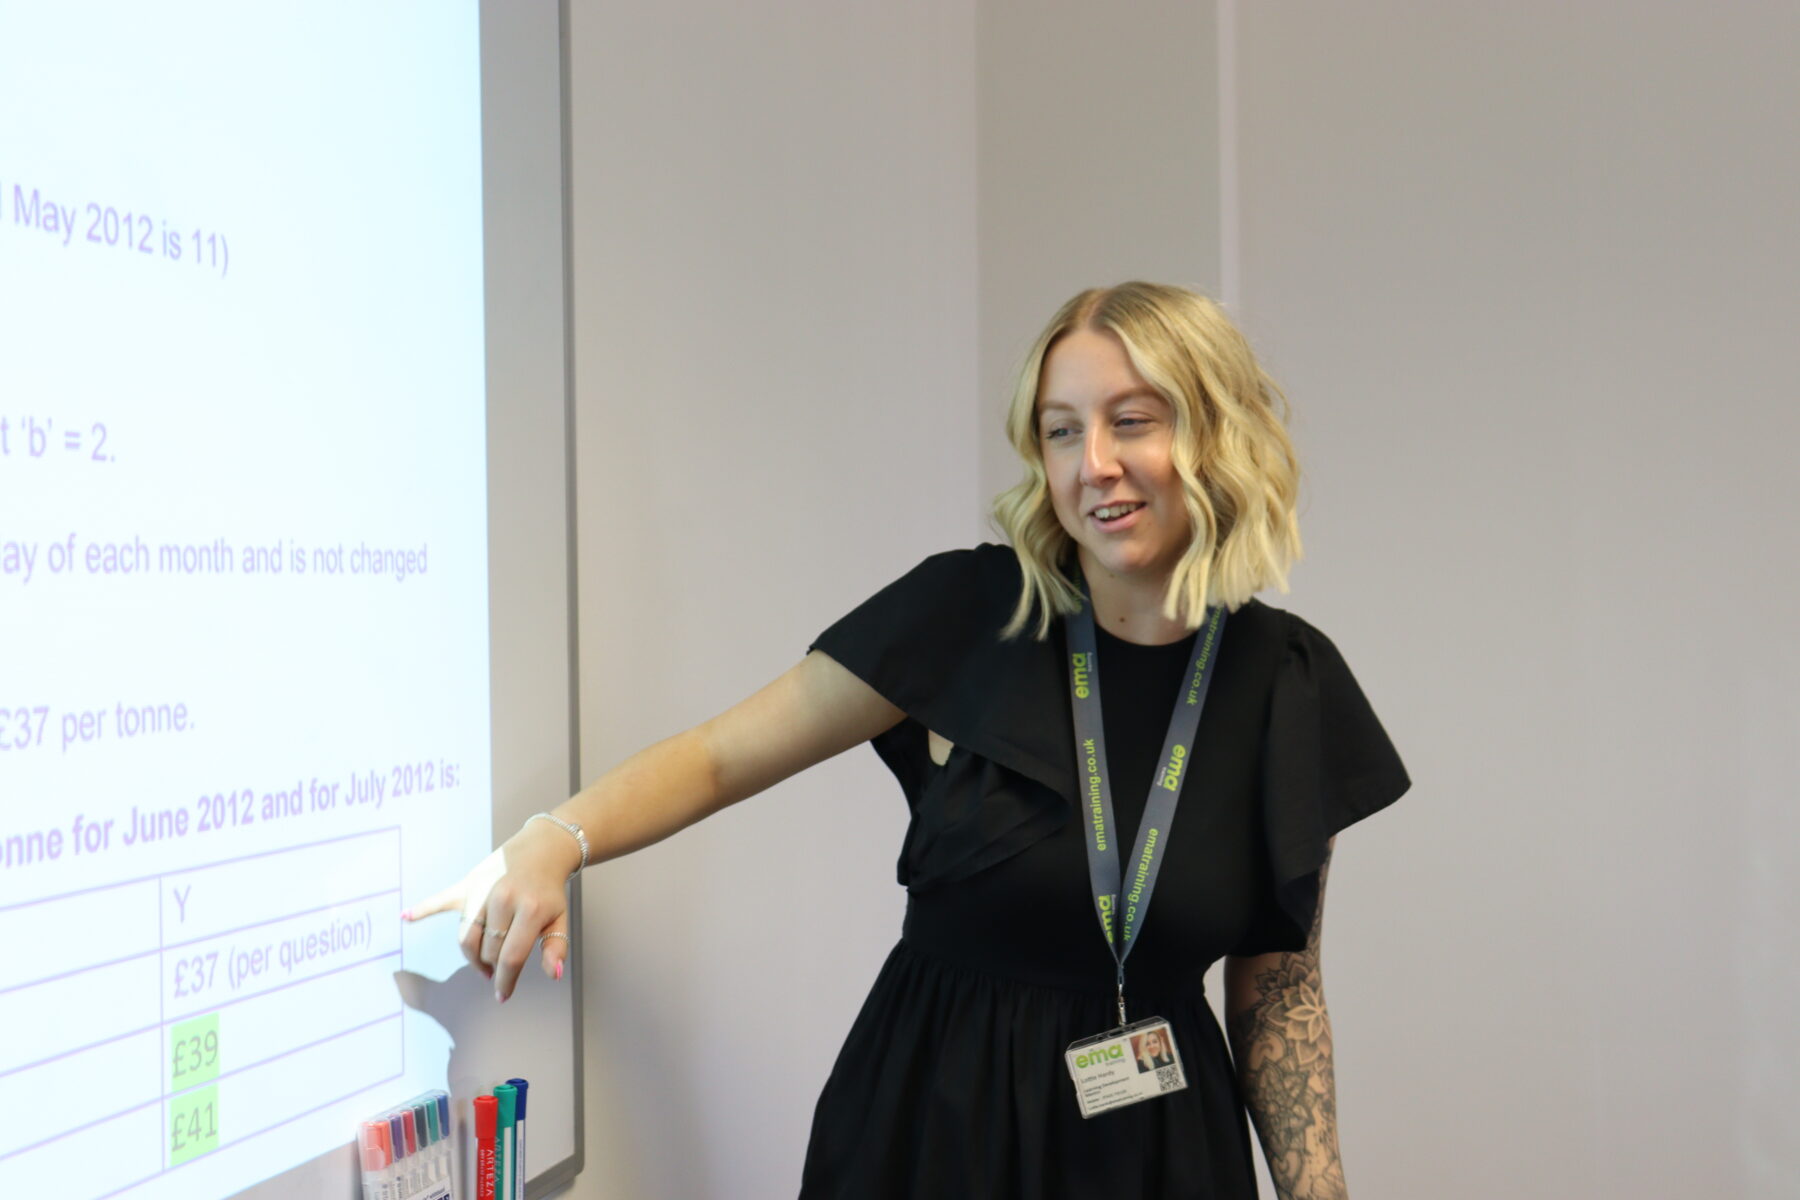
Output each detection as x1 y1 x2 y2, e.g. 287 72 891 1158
797 544 1411 1199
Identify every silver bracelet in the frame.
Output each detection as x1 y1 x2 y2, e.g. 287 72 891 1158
527 812 589 877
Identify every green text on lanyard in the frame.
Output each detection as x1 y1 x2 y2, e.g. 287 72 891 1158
1066 593 1227 1028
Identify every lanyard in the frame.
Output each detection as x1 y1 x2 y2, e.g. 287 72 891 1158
1066 593 1226 1026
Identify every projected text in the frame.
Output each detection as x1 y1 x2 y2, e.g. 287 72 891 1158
2 175 232 278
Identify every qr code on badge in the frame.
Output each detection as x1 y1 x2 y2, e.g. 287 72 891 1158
1156 1065 1182 1093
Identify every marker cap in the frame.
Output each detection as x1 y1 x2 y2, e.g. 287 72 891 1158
435 1091 450 1136
421 1097 440 1144
494 1084 517 1129
400 1107 419 1156
412 1102 432 1147
388 1114 406 1160
360 1120 392 1171
505 1078 529 1120
474 1094 497 1139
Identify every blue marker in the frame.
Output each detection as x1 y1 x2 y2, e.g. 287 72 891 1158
504 1078 530 1199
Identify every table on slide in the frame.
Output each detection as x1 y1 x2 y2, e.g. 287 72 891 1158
0 827 404 1196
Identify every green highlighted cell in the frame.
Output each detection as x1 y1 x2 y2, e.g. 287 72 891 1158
169 1084 220 1165
169 1012 221 1090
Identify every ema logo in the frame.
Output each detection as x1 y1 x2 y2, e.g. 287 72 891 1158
1071 653 1092 699
1073 1044 1125 1071
1159 744 1187 792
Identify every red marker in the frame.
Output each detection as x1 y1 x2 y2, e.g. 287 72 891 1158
398 1107 421 1196
474 1095 499 1200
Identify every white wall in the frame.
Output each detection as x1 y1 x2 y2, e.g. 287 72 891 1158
565 3 979 1196
1231 2 1800 1196
975 0 1221 508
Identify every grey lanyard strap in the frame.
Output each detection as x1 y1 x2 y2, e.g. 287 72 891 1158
1066 593 1226 1026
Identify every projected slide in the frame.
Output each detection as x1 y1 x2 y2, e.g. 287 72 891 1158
0 3 491 1196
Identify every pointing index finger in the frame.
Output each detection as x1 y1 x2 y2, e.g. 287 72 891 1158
401 883 463 924
403 849 508 940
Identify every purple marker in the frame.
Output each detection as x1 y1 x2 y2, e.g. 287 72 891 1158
388 1112 413 1197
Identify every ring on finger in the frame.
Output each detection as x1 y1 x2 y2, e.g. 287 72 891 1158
484 927 510 940
541 931 570 944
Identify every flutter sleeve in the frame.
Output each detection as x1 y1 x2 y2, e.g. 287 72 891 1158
807 545 1075 889
1249 611 1413 952
807 549 989 729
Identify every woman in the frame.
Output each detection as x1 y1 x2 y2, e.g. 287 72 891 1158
408 282 1410 1198
1135 1029 1176 1075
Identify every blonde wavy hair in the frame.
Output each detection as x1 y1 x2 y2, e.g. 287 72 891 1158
992 282 1303 640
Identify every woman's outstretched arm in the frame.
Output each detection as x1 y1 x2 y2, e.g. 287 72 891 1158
1223 837 1347 1200
404 649 903 999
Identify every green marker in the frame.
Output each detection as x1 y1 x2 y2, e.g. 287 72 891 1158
420 1096 442 1184
494 1084 518 1200
412 1100 436 1188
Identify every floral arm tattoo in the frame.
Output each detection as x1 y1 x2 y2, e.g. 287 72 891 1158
1225 841 1347 1200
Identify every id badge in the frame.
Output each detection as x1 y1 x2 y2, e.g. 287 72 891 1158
1063 1017 1187 1119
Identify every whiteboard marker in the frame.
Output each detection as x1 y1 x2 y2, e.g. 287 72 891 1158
493 1085 517 1200
418 1096 445 1188
411 1101 437 1189
359 1119 394 1200
400 1106 423 1196
504 1078 530 1200
435 1092 453 1191
473 1096 498 1200
388 1114 411 1198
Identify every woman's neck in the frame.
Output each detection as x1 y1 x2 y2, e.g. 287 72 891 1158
1078 552 1189 646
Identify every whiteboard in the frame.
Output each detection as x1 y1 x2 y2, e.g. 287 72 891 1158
0 1 582 1196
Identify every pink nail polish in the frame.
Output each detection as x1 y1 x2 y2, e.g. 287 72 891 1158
555 960 564 982
400 908 412 921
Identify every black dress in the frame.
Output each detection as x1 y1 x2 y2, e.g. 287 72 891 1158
798 545 1411 1199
